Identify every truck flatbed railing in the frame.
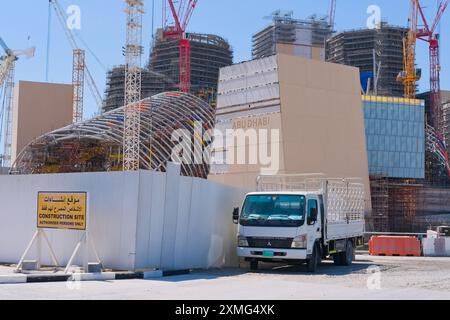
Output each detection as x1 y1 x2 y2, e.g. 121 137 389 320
256 174 365 222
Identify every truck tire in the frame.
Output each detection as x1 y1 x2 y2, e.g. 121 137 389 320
333 240 354 266
306 243 320 273
250 260 258 271
342 240 354 266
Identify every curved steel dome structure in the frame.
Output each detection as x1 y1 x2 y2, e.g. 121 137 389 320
11 92 215 178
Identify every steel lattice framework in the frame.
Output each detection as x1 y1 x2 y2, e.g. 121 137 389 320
72 49 85 124
416 0 450 132
163 0 198 92
426 123 450 177
124 0 145 171
1 62 14 167
11 92 215 178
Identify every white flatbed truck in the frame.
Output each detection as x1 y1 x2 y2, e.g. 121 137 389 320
232 174 366 272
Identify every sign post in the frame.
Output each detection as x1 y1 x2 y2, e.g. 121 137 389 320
15 192 101 274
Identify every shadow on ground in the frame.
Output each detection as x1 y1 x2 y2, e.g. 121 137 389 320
146 259 386 283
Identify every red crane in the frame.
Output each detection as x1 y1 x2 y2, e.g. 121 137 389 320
163 0 198 93
416 0 449 132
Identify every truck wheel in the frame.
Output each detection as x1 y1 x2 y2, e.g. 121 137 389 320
250 260 258 271
306 243 320 273
342 240 354 266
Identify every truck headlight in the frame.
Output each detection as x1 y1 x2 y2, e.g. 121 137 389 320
238 235 249 247
291 235 307 249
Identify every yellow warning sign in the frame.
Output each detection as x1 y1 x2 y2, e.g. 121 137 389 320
37 192 87 230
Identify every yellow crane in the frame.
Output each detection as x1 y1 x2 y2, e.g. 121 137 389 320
397 0 421 99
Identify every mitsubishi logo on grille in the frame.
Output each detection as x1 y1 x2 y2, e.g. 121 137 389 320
267 241 272 247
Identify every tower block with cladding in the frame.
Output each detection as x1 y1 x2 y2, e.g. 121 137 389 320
11 81 73 164
209 53 371 206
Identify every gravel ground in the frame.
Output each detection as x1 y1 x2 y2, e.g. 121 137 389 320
1 254 450 300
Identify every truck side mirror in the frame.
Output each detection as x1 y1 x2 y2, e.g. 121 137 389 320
309 207 318 225
232 207 240 224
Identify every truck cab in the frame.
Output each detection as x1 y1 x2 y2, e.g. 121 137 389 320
233 174 365 272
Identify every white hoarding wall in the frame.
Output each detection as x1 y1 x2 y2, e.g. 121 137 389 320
0 164 246 270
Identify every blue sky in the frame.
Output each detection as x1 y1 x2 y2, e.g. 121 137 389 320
1 0 449 118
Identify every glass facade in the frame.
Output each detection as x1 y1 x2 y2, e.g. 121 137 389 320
362 96 425 179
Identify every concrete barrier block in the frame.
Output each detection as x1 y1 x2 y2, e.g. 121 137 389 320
0 275 27 284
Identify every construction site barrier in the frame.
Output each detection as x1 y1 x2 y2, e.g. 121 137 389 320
369 236 422 257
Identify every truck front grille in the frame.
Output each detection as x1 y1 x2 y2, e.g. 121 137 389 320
247 237 293 249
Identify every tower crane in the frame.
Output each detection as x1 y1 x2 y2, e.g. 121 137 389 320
48 0 103 115
123 0 144 171
416 0 449 132
328 0 337 30
0 37 35 167
163 0 198 92
397 0 421 99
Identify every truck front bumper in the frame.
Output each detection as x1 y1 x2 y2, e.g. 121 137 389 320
237 247 308 261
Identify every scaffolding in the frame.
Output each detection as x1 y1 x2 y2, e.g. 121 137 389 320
368 175 450 233
11 92 215 179
369 175 389 232
326 23 407 97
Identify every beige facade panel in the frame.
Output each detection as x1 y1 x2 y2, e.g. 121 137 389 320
11 81 73 164
209 54 371 208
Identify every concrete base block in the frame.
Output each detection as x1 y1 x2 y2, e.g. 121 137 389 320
69 272 116 282
22 260 38 271
87 263 103 273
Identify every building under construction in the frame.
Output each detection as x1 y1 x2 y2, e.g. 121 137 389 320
102 31 233 113
326 23 407 97
418 90 450 152
252 11 332 61
368 177 450 233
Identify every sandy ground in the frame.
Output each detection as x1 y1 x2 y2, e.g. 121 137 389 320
1 255 450 300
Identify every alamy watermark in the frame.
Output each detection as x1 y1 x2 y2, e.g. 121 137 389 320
170 122 281 175
66 4 81 30
367 5 382 29
366 265 382 290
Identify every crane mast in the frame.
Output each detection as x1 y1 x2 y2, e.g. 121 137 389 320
398 0 420 99
1 63 15 167
0 37 35 167
123 0 144 171
72 49 85 123
163 0 198 92
416 0 449 132
328 0 336 30
49 0 103 113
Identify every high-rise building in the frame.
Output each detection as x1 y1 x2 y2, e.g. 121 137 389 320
326 23 407 97
102 31 233 113
252 11 332 61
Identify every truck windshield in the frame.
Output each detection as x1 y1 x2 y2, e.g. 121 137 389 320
240 195 305 227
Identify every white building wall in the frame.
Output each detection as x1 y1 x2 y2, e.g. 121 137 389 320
0 165 246 271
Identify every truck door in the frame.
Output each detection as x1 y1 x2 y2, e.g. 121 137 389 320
306 197 322 254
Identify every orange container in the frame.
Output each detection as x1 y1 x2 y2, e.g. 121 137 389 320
369 236 421 257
